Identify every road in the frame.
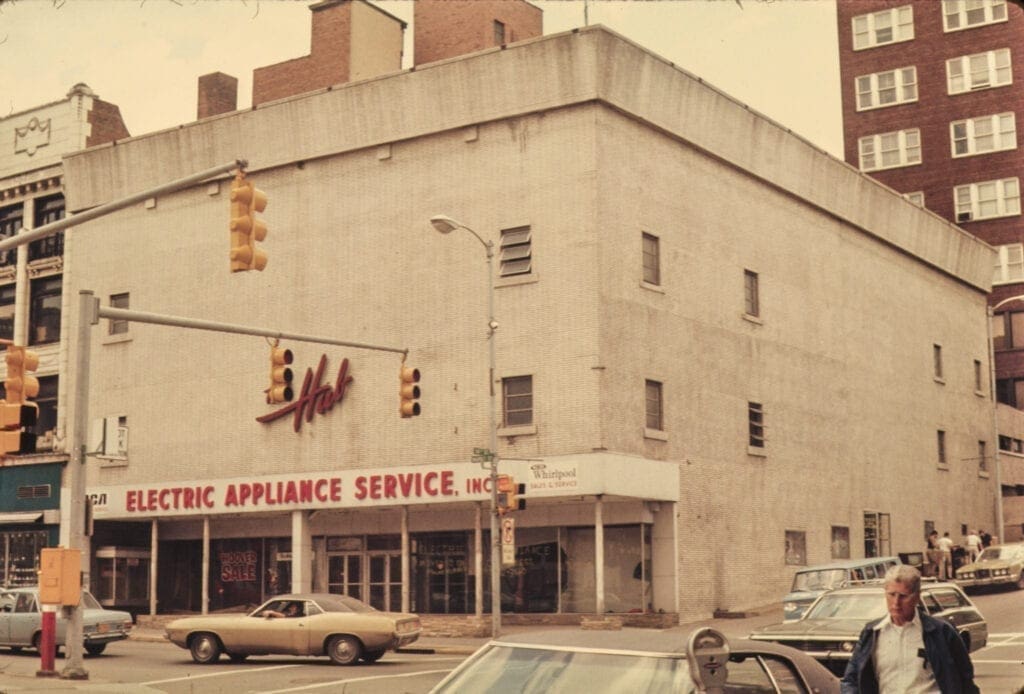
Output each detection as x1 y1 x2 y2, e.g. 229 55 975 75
0 589 1019 692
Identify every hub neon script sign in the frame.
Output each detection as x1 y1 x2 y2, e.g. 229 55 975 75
257 354 353 432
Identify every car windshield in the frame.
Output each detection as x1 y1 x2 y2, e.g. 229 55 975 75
977 546 1021 562
804 592 885 620
432 644 692 694
791 568 848 592
81 591 101 610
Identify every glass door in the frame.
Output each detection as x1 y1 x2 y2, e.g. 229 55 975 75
328 553 362 601
367 552 401 612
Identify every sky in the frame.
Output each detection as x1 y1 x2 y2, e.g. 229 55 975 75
0 0 843 157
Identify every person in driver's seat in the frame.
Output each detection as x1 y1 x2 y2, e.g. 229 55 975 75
266 601 303 618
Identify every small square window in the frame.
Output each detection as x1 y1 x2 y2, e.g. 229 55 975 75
109 293 130 335
499 226 531 277
785 531 806 565
502 375 533 427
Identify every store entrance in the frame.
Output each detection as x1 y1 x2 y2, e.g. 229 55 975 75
367 552 401 612
327 553 363 602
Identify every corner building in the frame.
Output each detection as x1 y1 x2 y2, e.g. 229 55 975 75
61 26 997 627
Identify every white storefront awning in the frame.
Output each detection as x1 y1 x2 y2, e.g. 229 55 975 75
0 512 43 524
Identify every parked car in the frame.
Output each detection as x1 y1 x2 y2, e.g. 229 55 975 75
750 582 987 676
0 586 133 656
955 542 1024 590
164 593 420 665
782 557 901 621
429 627 840 693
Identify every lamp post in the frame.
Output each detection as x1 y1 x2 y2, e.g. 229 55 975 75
429 214 502 636
987 295 1024 544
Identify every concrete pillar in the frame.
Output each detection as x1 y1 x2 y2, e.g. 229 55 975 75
595 496 605 615
475 503 483 616
202 518 210 615
291 510 313 593
149 520 158 616
401 507 410 613
651 501 679 614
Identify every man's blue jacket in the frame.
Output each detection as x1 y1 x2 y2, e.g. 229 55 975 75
840 612 979 694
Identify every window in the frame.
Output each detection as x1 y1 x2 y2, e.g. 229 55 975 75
29 275 61 345
904 191 925 207
502 375 532 427
645 379 663 431
0 203 23 267
954 177 1020 222
863 511 891 557
493 20 506 45
856 67 917 110
933 344 943 380
974 359 984 392
28 194 64 262
978 440 988 472
748 401 765 448
859 129 921 171
831 526 851 559
32 376 58 448
951 113 1016 157
108 292 129 335
947 48 1012 94
942 0 1007 31
993 310 1024 351
993 244 1024 285
641 233 660 285
937 430 947 464
785 531 806 566
744 269 759 317
499 226 531 277
0 284 14 341
852 5 914 50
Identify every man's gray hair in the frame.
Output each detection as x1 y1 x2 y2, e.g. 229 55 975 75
884 564 921 593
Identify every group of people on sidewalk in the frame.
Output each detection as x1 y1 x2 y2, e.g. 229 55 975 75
924 529 994 580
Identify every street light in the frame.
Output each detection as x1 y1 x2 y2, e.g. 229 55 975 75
987 295 1024 544
429 214 502 636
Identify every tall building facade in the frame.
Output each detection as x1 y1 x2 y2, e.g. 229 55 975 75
836 0 1024 541
60 24 997 627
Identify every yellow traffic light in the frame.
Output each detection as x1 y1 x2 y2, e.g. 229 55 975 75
399 366 420 417
496 474 525 514
1 345 39 456
5 344 39 405
229 171 268 273
267 345 294 404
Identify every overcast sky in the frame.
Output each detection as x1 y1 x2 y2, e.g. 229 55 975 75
0 0 842 156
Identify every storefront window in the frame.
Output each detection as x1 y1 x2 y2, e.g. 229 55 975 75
94 547 150 610
212 539 263 610
1 530 47 586
412 532 471 614
563 525 649 613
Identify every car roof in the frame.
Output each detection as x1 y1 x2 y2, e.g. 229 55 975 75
794 557 900 572
817 580 964 597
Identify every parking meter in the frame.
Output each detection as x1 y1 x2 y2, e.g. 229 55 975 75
686 627 730 693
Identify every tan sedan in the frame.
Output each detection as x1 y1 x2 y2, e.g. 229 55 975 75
164 593 421 665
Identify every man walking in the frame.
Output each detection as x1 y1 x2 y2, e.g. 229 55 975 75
965 530 982 563
937 532 954 580
841 565 978 693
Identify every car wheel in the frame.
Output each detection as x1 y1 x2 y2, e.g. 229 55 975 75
84 643 107 656
190 633 222 664
31 633 59 659
9 646 22 654
362 649 385 664
228 653 248 663
326 635 362 665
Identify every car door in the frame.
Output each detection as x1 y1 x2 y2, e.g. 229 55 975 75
0 591 14 644
8 592 41 647
921 587 987 650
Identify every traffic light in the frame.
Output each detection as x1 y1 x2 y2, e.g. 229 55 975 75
229 171 268 273
399 366 420 417
1 345 39 455
496 475 526 515
267 346 294 404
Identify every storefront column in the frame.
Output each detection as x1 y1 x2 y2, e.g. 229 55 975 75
291 510 313 593
149 520 158 616
595 495 605 614
202 518 210 615
401 506 410 613
651 501 678 613
474 503 483 617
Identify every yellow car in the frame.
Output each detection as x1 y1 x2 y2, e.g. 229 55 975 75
955 542 1024 591
164 593 421 665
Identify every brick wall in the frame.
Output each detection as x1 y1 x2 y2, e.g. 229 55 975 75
414 0 542 66
197 72 238 120
86 99 130 147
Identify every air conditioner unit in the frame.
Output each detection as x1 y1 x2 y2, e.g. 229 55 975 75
957 212 973 223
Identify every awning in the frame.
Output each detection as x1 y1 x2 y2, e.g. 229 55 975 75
0 512 43 524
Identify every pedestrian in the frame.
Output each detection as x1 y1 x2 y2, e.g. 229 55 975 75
965 530 982 563
937 531 954 580
925 531 941 578
840 564 979 694
979 529 992 549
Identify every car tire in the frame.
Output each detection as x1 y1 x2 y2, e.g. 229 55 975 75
84 643 107 656
190 633 222 664
326 635 362 665
362 649 385 664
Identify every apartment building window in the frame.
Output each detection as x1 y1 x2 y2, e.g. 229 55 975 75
852 5 914 50
859 129 921 171
997 377 1024 407
947 48 1011 94
28 194 64 262
856 67 917 110
938 430 947 465
502 375 533 427
942 0 1007 31
744 269 759 318
642 233 660 285
29 275 61 345
0 204 22 268
108 293 129 335
933 344 944 380
831 526 851 559
645 379 663 431
978 440 988 472
493 20 506 45
993 244 1024 285
954 177 1020 222
785 531 806 565
748 402 765 448
951 113 1016 157
0 284 13 341
904 191 925 207
499 226 531 277
992 309 1024 350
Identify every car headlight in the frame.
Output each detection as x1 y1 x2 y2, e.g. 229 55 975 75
994 568 1009 576
783 602 797 613
960 572 974 579
840 641 856 653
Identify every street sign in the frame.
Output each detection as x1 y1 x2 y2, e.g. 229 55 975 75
501 517 516 566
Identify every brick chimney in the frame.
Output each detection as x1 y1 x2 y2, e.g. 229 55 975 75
252 0 405 108
197 72 239 120
413 0 542 66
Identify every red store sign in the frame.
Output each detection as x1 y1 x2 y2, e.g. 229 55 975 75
257 354 353 432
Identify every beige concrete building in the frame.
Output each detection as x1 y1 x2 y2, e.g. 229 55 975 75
60 26 998 626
